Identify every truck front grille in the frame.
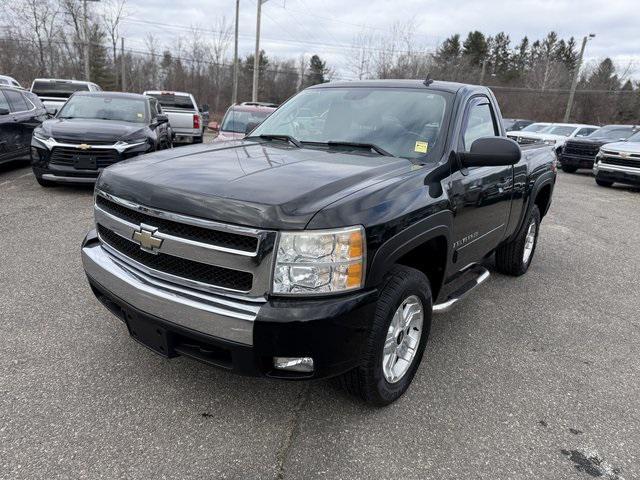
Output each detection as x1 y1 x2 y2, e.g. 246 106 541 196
93 191 275 297
96 195 258 252
601 155 640 168
563 142 599 159
50 147 119 169
515 136 539 145
97 225 253 291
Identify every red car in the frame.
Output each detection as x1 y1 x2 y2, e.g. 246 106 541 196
209 102 277 141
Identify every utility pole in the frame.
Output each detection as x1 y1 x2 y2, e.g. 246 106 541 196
231 0 240 105
564 34 595 122
479 58 487 85
252 0 267 102
83 0 90 81
121 37 126 91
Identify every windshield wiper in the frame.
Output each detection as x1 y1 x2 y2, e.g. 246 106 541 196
320 141 394 157
245 134 301 148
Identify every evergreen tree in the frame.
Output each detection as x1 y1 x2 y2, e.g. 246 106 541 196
462 31 488 67
306 54 327 86
88 26 114 89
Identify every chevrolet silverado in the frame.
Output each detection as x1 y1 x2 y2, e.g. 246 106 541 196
82 80 557 405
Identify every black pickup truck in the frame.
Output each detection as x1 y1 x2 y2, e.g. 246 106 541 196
82 80 556 405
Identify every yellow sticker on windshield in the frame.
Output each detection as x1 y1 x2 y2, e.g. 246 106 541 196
414 141 428 153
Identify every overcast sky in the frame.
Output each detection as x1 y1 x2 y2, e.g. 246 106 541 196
115 0 640 80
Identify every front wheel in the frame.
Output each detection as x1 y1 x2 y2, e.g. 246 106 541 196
595 178 613 187
495 205 541 276
338 266 432 406
35 174 55 187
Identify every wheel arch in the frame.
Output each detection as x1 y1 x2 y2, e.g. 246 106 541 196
366 211 452 302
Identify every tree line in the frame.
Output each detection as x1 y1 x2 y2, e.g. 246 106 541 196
1 0 639 124
348 25 640 124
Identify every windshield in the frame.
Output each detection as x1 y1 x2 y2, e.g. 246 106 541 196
251 87 451 160
146 93 195 110
221 108 273 133
522 123 550 133
58 95 148 123
32 81 89 98
547 126 576 136
622 131 640 143
590 126 636 141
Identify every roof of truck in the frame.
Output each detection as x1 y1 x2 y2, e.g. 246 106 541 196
310 79 481 94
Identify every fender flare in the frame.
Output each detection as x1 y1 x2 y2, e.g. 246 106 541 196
366 210 453 288
510 171 556 241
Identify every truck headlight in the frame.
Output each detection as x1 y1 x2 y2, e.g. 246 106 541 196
272 226 365 295
543 139 557 145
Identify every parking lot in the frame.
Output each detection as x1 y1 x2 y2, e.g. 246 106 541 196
1 161 639 479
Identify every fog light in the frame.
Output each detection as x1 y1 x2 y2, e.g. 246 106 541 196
273 356 314 372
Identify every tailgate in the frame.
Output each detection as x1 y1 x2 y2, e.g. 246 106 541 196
164 110 196 130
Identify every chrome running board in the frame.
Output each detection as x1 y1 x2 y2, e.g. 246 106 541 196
432 266 490 314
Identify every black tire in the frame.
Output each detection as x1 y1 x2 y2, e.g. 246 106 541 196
561 164 578 173
338 265 432 406
595 178 613 187
35 175 55 187
193 135 203 144
495 205 541 276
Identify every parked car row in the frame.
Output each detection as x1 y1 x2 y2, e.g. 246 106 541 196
503 115 640 188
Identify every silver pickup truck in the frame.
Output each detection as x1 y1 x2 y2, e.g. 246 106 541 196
593 130 640 188
143 91 205 144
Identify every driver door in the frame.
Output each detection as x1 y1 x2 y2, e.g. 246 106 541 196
447 96 514 267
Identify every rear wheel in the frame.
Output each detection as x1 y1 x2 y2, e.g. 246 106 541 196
495 205 541 276
561 164 578 173
595 178 613 187
338 266 432 406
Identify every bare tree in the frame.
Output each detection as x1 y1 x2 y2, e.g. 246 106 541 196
346 29 374 80
100 0 128 88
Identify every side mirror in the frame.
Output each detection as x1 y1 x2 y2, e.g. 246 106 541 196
245 121 259 135
0 107 10 115
154 113 169 125
208 121 220 132
458 137 521 168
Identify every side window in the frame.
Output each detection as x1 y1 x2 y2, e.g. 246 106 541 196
576 127 596 137
0 91 10 110
462 99 497 151
150 99 159 116
4 89 29 112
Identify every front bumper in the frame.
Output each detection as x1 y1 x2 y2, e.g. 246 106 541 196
82 230 377 379
31 137 151 184
558 154 595 169
593 162 640 186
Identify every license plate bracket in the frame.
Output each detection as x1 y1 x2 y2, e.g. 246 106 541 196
73 155 97 170
125 314 170 357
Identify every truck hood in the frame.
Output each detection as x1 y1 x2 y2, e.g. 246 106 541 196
600 141 640 154
97 141 414 229
41 118 146 143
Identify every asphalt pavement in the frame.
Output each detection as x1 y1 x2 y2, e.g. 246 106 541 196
1 159 639 480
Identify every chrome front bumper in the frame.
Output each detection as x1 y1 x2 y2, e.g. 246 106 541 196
82 242 261 345
594 161 640 176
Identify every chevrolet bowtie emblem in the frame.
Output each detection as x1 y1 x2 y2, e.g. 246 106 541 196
132 225 163 253
620 152 630 159
78 143 92 150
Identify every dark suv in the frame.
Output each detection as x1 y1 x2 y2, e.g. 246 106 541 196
559 125 639 173
31 92 173 186
0 86 48 166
